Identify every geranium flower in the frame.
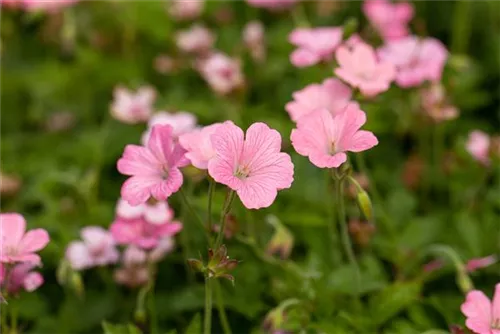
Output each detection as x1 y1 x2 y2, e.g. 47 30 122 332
142 111 197 144
110 218 182 249
289 27 343 67
461 283 500 334
466 130 491 165
110 86 156 124
363 0 414 41
115 198 174 225
208 121 294 209
179 123 222 169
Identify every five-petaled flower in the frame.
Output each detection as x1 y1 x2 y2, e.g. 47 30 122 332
461 283 500 334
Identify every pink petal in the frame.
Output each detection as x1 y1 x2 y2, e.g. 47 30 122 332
18 229 50 255
335 46 354 72
167 143 189 168
110 220 142 245
156 221 183 237
9 253 41 265
247 152 294 190
121 176 162 206
23 272 43 292
310 151 347 168
346 130 379 152
147 124 173 164
150 168 184 201
0 213 26 249
288 28 311 46
65 241 92 270
242 123 281 167
117 145 159 176
144 202 173 225
237 178 278 209
493 283 500 323
290 48 321 67
461 290 492 334
116 199 145 220
333 103 368 150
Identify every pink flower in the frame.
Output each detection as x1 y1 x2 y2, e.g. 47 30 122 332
208 121 294 209
285 78 352 122
243 21 266 62
466 130 491 165
334 42 395 97
363 0 414 41
378 36 448 88
421 84 459 122
148 237 175 262
179 123 222 169
4 262 44 294
0 213 49 265
110 86 156 124
65 226 119 270
168 0 204 20
289 27 343 67
245 0 297 10
461 283 500 334
118 124 189 205
466 255 497 273
198 53 244 95
1 0 77 12
176 24 215 54
142 111 197 144
115 198 174 225
110 218 182 249
291 104 378 168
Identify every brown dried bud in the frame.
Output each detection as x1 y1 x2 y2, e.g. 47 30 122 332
348 220 376 247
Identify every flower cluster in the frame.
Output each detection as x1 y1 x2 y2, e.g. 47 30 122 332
0 213 50 296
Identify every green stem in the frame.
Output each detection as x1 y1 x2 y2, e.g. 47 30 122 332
432 123 444 194
207 178 216 245
214 281 232 334
204 278 213 334
178 188 209 241
333 170 361 295
1 302 8 334
10 303 17 334
451 0 472 53
214 190 236 250
326 170 340 267
148 264 158 334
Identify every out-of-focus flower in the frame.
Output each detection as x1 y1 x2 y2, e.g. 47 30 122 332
149 237 175 262
243 21 266 63
213 6 235 25
0 171 21 196
348 220 375 247
344 34 364 49
45 111 76 132
288 27 343 68
65 226 119 270
110 218 182 249
461 283 500 334
347 173 369 197
285 78 352 123
118 125 189 205
142 111 197 144
212 214 239 240
421 84 459 122
335 42 395 97
153 54 177 74
179 123 222 169
168 0 204 20
363 0 414 41
1 0 78 12
291 104 378 168
208 121 294 209
378 36 448 88
198 53 244 95
245 0 297 10
315 0 342 17
266 216 294 259
402 153 424 189
110 86 156 124
466 255 497 273
115 198 174 225
4 262 44 294
466 130 491 166
114 265 149 288
423 259 444 273
0 213 49 265
176 25 215 54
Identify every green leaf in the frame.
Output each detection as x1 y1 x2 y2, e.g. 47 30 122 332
185 313 202 334
369 281 422 327
102 321 142 334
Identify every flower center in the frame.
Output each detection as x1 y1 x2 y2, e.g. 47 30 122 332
492 318 500 330
161 165 169 180
329 141 337 155
234 165 250 179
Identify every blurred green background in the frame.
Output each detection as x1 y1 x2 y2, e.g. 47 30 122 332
1 1 499 333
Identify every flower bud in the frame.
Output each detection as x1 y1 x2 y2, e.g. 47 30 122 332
456 271 473 294
70 271 84 298
187 259 204 273
348 220 375 247
134 308 147 324
266 216 294 259
356 190 374 222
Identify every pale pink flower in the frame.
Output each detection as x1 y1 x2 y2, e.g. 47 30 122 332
122 245 147 266
421 84 459 122
291 104 378 168
378 36 448 88
461 283 500 334
115 198 174 225
363 0 414 41
176 24 215 54
110 218 182 249
110 86 156 124
466 255 497 273
154 54 176 74
4 262 44 294
142 111 197 144
466 130 491 165
65 226 119 270
245 0 297 10
114 265 149 288
179 123 222 169
208 121 294 209
289 27 343 68
0 213 49 265
118 125 189 205
148 237 175 262
168 0 204 20
344 34 364 49
285 78 352 122
243 21 266 62
1 0 77 12
198 53 244 95
335 42 395 97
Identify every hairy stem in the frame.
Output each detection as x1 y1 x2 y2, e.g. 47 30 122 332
214 190 236 250
215 280 232 334
207 178 216 245
204 277 213 334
